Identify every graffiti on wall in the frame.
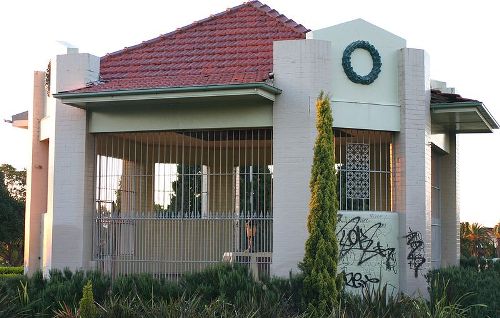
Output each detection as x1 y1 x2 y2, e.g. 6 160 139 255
403 227 426 277
338 216 397 270
336 212 399 292
344 272 380 289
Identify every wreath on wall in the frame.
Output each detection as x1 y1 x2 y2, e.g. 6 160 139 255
342 40 382 85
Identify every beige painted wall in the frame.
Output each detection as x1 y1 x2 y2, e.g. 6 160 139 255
311 19 406 131
89 103 272 133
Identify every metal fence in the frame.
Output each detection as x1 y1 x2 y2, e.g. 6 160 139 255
93 129 273 279
334 129 393 212
92 127 393 279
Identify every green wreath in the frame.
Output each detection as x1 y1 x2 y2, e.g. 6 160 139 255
342 40 382 85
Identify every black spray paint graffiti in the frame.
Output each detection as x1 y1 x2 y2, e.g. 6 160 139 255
403 227 426 277
344 272 380 289
337 216 397 272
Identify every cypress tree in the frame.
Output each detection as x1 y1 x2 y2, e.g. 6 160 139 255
299 92 341 315
79 281 98 318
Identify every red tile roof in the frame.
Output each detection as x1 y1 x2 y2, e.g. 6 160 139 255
69 1 308 94
431 89 480 104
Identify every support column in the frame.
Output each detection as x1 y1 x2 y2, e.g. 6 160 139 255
44 50 99 274
394 48 432 295
271 39 332 276
440 134 459 267
24 71 49 275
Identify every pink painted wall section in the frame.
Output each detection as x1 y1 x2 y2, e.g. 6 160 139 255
24 71 49 275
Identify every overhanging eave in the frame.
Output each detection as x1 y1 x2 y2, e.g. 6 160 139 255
431 102 499 133
53 83 281 109
8 110 28 129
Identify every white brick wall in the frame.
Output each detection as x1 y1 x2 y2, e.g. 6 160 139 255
44 52 99 273
440 134 459 266
395 48 432 296
271 39 333 276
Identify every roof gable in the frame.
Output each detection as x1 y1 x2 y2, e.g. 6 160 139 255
71 1 308 93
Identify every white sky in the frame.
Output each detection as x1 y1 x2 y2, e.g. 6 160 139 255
0 0 498 226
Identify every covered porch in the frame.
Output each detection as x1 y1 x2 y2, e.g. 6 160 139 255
93 128 273 279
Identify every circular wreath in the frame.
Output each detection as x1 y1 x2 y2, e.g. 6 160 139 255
342 40 382 85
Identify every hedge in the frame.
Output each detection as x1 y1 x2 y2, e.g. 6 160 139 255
0 273 23 279
0 266 23 275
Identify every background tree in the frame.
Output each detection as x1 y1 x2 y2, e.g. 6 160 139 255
460 222 494 259
460 222 473 257
299 92 341 315
0 164 26 202
494 222 500 258
167 164 202 217
114 178 122 214
468 223 493 258
0 169 25 266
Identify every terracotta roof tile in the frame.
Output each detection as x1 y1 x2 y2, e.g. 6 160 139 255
431 89 480 104
69 1 308 94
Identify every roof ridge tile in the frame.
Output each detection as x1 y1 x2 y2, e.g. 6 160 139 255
105 1 307 59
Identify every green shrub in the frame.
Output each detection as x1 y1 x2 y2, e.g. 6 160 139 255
300 92 342 316
0 273 28 297
111 272 180 302
0 269 111 316
459 256 477 269
427 266 500 318
0 293 29 318
79 280 98 318
180 263 255 303
0 273 24 279
0 266 23 275
1 264 492 317
494 259 500 272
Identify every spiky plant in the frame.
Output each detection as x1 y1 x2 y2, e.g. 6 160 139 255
299 91 342 316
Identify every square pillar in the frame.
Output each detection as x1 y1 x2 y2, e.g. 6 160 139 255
394 48 432 296
43 50 99 274
271 39 332 276
440 134 459 267
24 71 49 275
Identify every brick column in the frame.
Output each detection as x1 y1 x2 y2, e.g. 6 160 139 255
271 39 332 276
43 51 99 274
440 134 459 267
394 48 432 295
